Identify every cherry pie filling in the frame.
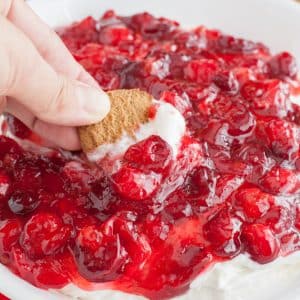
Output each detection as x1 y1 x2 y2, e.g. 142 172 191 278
1 10 300 300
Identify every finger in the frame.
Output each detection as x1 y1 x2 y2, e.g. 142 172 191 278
1 0 98 88
0 96 7 113
6 98 81 150
0 16 110 126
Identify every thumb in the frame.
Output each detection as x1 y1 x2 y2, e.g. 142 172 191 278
0 16 110 126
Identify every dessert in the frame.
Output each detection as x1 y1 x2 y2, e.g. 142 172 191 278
1 9 300 300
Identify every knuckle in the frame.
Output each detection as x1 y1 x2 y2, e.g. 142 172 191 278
38 29 61 60
42 75 70 116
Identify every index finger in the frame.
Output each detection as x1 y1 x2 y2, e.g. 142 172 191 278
1 0 98 87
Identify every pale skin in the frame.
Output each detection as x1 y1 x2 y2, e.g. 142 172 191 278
0 0 111 150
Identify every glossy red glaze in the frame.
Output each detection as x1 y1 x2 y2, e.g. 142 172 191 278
1 10 300 300
0 294 9 300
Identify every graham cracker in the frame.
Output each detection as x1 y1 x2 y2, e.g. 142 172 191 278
79 89 152 153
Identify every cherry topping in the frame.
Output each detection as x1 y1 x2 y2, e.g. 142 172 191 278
203 208 241 257
111 166 161 200
241 223 279 263
74 224 127 282
260 118 298 160
187 166 215 198
0 219 22 254
234 187 273 220
13 157 43 192
0 136 22 161
212 71 239 93
12 246 69 288
268 52 298 80
0 170 11 203
8 191 40 215
223 102 255 136
6 115 32 139
295 205 300 231
124 135 172 173
98 25 133 46
20 213 71 259
259 167 300 195
184 59 219 85
241 79 291 118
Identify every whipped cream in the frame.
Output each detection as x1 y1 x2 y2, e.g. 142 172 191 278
87 100 186 162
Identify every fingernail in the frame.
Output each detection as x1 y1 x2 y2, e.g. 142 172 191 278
76 84 111 122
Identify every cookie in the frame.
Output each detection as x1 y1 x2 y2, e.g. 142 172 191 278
79 89 152 153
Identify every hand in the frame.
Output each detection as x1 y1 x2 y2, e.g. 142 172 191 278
0 0 110 150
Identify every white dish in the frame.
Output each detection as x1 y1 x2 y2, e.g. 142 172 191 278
1 0 300 299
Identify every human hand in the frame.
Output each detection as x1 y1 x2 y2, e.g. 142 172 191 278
0 0 110 150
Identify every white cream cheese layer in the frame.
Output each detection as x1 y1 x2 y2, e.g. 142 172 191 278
87 100 186 162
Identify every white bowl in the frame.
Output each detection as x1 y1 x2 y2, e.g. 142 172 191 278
1 0 300 299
